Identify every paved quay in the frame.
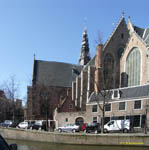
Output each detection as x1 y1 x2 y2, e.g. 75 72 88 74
0 127 149 147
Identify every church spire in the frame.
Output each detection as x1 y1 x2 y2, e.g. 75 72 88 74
79 28 91 66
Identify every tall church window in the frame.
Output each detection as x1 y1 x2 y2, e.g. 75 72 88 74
104 53 114 87
126 47 141 86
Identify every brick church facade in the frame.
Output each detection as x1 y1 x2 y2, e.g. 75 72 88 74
26 14 149 130
55 15 149 129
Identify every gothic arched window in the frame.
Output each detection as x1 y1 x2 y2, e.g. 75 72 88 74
126 47 141 86
104 53 114 73
104 53 114 87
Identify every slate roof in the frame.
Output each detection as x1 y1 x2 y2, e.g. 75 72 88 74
33 60 82 87
133 25 149 45
133 26 145 38
88 84 149 104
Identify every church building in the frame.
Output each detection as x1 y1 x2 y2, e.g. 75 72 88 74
55 14 149 130
26 13 149 131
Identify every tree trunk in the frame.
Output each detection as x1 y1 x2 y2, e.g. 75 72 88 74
101 100 105 133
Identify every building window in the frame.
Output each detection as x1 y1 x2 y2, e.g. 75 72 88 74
92 105 97 112
69 104 73 109
93 117 97 123
126 47 141 86
105 103 111 112
65 118 68 122
133 115 141 127
121 33 124 39
134 100 141 109
119 102 125 110
104 117 110 124
114 90 118 97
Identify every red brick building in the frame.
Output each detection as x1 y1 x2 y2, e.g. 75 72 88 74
26 28 90 120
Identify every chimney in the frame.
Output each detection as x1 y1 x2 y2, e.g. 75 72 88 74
94 44 103 93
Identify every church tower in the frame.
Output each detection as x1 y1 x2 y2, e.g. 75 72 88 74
79 28 91 66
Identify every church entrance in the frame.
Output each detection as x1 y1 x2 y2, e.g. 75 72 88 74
75 117 84 125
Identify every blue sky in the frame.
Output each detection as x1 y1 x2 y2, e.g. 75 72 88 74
0 0 148 101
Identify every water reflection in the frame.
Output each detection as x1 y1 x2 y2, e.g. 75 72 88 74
7 139 148 150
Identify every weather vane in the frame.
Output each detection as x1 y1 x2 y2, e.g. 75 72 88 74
84 17 87 29
122 10 125 17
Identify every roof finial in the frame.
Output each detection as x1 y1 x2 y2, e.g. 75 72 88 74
84 17 87 29
34 53 36 60
122 10 125 17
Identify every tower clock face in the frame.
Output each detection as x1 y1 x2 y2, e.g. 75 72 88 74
117 47 124 58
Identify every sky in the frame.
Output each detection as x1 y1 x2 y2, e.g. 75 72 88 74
0 0 148 101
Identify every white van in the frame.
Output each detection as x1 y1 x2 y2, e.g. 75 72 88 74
104 120 130 133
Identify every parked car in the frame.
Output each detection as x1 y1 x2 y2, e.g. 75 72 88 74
0 134 17 150
27 121 36 129
104 120 130 133
85 122 101 133
9 121 20 128
0 120 13 127
17 121 28 129
58 123 80 133
32 120 47 131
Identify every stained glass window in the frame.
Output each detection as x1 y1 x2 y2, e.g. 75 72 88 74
126 47 141 86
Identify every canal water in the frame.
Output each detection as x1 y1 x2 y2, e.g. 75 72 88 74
7 139 148 150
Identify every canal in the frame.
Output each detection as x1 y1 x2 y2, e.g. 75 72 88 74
7 139 148 150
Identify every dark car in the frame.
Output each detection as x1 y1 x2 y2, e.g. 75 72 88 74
85 122 101 134
27 121 36 129
0 120 13 128
0 134 17 150
9 121 20 128
32 120 47 131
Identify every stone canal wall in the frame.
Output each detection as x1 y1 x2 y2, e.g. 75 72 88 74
0 127 149 146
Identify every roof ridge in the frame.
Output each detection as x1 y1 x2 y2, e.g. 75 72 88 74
133 30 147 46
103 16 125 50
145 33 149 42
142 28 147 39
35 59 81 67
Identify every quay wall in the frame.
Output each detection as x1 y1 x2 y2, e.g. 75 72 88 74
0 128 148 146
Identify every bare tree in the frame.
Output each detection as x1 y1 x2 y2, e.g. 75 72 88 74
0 75 22 122
31 77 68 131
93 42 113 133
1 75 20 100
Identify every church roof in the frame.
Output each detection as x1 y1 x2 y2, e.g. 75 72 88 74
103 15 126 50
133 26 145 38
33 60 82 87
88 84 149 104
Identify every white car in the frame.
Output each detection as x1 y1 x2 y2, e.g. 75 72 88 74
104 120 130 133
58 123 80 133
18 121 28 129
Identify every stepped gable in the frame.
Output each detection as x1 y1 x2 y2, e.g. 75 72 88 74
33 59 82 87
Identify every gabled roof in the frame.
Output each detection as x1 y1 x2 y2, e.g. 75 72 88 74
88 84 149 104
33 60 82 87
128 18 149 45
103 15 126 50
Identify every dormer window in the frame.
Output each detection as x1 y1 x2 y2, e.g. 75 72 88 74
112 90 120 99
114 90 118 97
